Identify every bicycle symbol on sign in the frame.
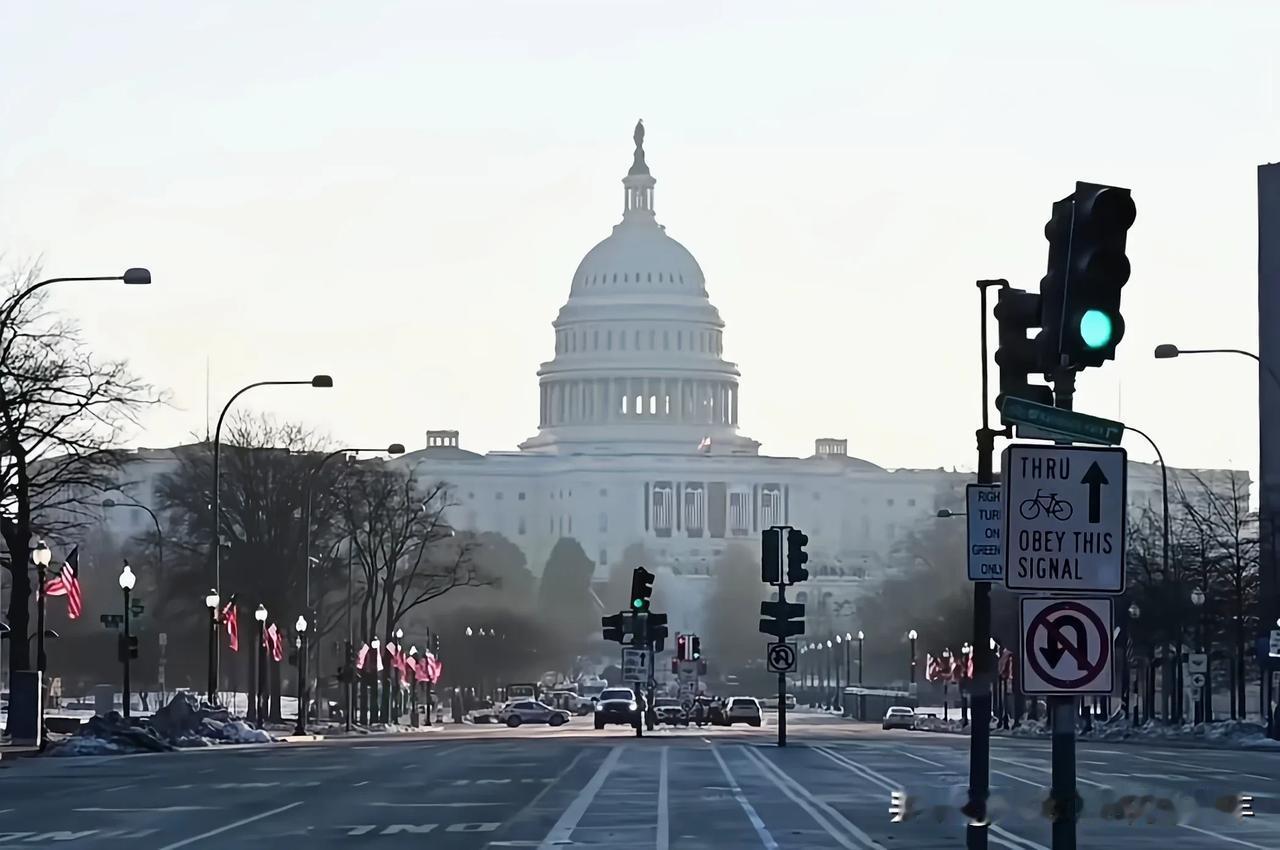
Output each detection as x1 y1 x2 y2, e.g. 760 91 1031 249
1018 489 1073 522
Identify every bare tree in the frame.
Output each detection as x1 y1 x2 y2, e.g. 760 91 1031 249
704 544 767 670
340 467 480 720
1 261 160 680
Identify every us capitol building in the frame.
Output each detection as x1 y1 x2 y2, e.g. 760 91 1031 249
96 123 1242 635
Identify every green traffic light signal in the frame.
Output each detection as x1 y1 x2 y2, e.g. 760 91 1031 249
1079 309 1113 349
632 597 644 609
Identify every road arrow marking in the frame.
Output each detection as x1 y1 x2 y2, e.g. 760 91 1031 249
1081 461 1108 524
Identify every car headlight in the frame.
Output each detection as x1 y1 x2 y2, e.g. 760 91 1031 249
628 702 638 711
594 703 604 711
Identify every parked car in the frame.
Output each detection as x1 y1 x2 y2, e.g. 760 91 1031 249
882 706 916 730
725 696 763 727
594 687 641 730
547 690 595 715
653 697 688 726
498 700 571 727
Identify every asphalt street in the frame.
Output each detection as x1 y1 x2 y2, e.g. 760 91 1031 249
0 711 1272 849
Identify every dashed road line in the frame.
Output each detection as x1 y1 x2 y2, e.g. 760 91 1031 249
657 746 669 850
743 745 885 850
709 746 777 849
536 745 622 850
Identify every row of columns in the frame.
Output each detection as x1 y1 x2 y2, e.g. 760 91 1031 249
539 378 738 428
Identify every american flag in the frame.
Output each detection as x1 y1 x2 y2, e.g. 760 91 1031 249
221 597 239 652
43 546 83 620
403 655 418 682
355 642 370 671
422 650 443 684
697 436 712 453
264 622 284 662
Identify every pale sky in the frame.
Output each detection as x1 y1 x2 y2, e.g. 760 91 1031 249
2 1 1276 481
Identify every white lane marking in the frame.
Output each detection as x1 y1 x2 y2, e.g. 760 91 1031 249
536 745 622 850
370 802 505 807
896 749 945 767
103 784 136 792
156 801 303 850
991 756 1109 789
742 746 885 850
657 746 669 850
1179 823 1275 849
353 780 369 787
709 746 777 849
812 746 1049 850
993 769 1042 788
991 824 1051 850
77 807 213 813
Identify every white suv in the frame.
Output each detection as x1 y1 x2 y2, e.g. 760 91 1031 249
725 697 763 727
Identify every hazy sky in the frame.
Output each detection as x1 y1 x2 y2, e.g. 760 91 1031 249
2 1 1276 481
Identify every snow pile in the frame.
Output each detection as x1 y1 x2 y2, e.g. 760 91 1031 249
988 715 1280 748
46 693 277 757
913 716 970 733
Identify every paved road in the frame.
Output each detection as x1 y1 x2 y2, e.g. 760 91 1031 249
0 711 1271 849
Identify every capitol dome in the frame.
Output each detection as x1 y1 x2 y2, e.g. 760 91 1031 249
520 121 759 456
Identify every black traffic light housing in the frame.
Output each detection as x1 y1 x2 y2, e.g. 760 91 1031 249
647 612 668 652
760 600 806 639
1059 182 1136 368
786 529 809 584
676 634 688 661
994 286 1054 413
761 527 782 583
601 612 626 644
117 634 139 662
690 635 701 660
630 566 655 612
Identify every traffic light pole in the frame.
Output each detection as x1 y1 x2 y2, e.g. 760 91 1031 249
777 579 788 748
1050 364 1079 850
966 279 1006 850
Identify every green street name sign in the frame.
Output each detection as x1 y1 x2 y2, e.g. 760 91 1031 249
1000 396 1125 446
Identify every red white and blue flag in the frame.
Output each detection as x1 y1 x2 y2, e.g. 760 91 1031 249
43 546 83 620
221 597 239 652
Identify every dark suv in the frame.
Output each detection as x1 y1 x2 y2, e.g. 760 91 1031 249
593 687 640 729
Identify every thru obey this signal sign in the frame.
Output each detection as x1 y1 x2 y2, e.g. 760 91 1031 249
1019 597 1114 696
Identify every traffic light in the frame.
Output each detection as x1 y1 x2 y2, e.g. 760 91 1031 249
630 566 655 612
117 634 138 662
759 600 806 639
994 286 1053 413
761 527 782 583
786 529 809 584
690 635 701 660
602 612 626 644
676 634 688 661
671 658 679 674
1058 182 1136 368
647 612 668 652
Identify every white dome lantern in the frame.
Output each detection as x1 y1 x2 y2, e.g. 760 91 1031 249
520 121 759 457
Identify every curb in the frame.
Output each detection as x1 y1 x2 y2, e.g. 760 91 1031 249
912 724 1280 752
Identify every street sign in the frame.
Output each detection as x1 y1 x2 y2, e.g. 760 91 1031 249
767 642 797 673
1019 597 1115 695
1270 630 1280 659
1002 444 1127 593
621 648 649 683
966 484 1003 581
1186 652 1208 675
1001 396 1125 446
1190 672 1207 688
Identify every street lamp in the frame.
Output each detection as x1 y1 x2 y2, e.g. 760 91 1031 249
210 374 333 704
1191 587 1208 723
253 604 268 723
303 442 405 720
908 629 918 688
408 645 420 727
294 614 309 735
394 627 405 721
32 541 51 673
118 563 136 719
101 498 163 567
0 269 151 343
204 590 220 704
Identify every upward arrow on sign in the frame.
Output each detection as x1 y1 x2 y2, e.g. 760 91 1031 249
1081 462 1109 524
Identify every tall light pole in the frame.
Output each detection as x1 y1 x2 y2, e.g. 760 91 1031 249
294 615 309 735
1 269 150 347
393 627 405 721
118 563 136 718
32 541 51 673
828 638 836 709
409 645 420 727
843 632 853 708
102 499 163 568
207 373 332 701
1191 587 1207 723
908 629 918 690
204 590 219 703
253 604 268 724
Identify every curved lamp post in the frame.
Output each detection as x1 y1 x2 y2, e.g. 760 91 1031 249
118 563 136 718
303 442 404 723
253 604 268 723
294 615 309 735
102 498 163 567
32 541 52 673
209 374 332 703
1 269 150 353
408 646 420 727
